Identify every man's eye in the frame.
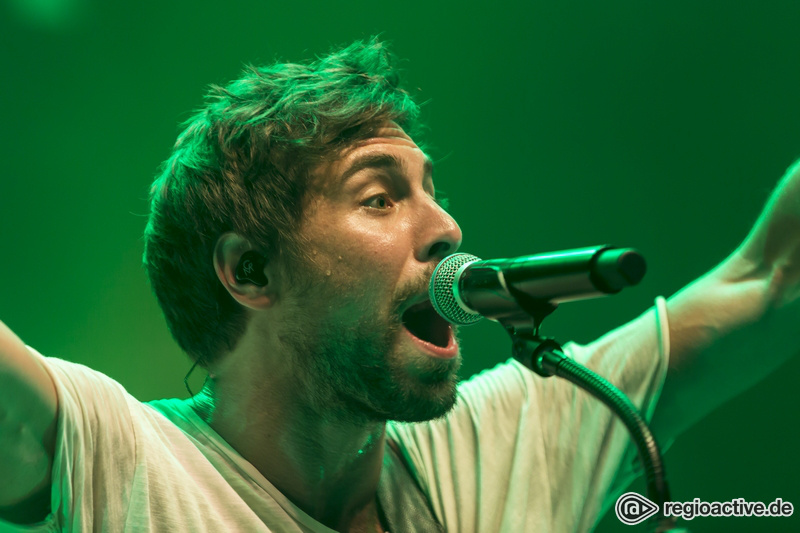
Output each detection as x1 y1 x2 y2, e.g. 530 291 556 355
364 194 392 209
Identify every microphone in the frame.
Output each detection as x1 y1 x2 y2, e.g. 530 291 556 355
428 245 646 326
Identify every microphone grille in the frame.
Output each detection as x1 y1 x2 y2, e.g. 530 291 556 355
429 253 483 326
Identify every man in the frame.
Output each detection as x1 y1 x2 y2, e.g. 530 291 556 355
0 37 798 532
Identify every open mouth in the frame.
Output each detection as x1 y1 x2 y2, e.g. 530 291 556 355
401 299 452 348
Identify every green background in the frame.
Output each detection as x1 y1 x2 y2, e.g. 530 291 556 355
2 1 799 531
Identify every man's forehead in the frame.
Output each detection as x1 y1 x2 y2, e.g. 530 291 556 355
315 121 429 178
342 121 420 157
361 121 415 143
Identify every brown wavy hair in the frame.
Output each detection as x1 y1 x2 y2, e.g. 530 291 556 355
143 36 424 368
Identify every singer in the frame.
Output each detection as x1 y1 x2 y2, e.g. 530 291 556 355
1 37 799 532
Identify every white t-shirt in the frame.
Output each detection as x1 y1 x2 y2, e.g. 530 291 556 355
0 298 670 533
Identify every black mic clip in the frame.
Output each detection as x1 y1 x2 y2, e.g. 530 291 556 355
511 335 566 378
501 284 559 337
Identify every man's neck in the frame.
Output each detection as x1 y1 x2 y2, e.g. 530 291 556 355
189 375 389 532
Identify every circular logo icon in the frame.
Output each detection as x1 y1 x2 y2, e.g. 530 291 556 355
615 492 659 525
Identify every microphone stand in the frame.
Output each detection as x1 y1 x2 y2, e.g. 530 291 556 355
501 293 686 533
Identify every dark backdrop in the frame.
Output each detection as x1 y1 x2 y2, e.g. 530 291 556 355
2 1 799 531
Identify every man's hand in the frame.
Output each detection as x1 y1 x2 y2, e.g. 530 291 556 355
650 159 800 444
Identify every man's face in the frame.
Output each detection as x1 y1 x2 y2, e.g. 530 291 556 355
278 122 463 423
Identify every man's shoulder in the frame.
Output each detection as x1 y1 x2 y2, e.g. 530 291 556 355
31 349 135 408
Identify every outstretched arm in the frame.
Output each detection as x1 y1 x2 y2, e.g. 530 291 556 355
0 320 58 524
650 159 800 443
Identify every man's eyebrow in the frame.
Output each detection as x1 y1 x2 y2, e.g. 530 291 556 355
338 153 434 185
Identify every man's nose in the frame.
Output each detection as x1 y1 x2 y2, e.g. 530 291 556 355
416 201 463 262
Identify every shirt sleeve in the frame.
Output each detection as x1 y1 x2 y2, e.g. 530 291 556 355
0 349 137 533
386 297 670 533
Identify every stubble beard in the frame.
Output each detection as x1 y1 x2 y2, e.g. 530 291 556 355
277 258 461 425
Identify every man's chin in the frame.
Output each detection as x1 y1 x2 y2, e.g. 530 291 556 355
384 387 459 423
373 352 461 423
406 349 461 386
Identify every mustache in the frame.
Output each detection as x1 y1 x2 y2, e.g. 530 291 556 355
391 268 437 314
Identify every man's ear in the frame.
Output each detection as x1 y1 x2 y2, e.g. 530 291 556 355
214 232 276 310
